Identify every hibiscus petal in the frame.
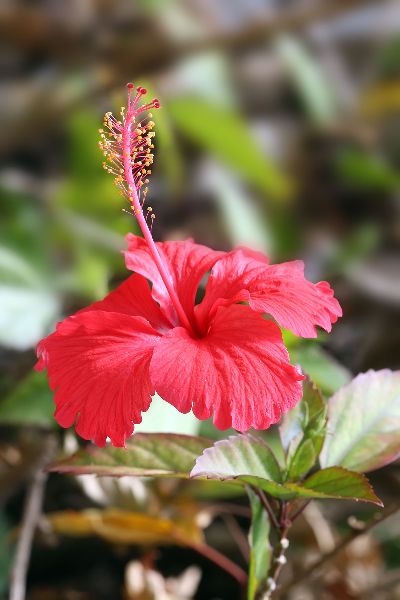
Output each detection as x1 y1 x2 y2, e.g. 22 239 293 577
197 250 342 337
150 304 304 431
79 273 170 331
124 234 223 324
36 311 161 447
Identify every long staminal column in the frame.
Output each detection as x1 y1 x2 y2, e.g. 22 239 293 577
99 83 195 334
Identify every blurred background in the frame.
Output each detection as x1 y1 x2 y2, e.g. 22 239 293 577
1 0 399 598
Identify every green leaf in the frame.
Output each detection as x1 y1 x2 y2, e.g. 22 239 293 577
0 242 60 350
0 245 42 287
280 378 327 478
280 377 327 451
50 433 212 478
291 344 351 395
247 488 271 600
336 149 400 192
191 436 382 505
299 467 383 506
241 469 382 505
320 369 400 473
190 434 282 483
205 163 272 254
276 35 337 125
0 285 60 350
135 393 201 436
287 438 316 480
168 97 291 201
330 224 380 275
0 371 55 426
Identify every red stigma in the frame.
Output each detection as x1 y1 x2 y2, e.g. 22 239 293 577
153 99 160 109
126 82 134 89
137 87 147 95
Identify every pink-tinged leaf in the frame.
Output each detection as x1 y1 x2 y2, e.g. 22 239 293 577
49 433 212 478
191 436 382 505
320 369 400 473
190 434 282 482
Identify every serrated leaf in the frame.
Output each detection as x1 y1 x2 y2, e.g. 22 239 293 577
168 97 291 201
49 433 212 478
191 436 382 505
299 467 382 506
320 369 400 473
242 469 382 505
190 435 282 483
0 371 55 427
247 488 271 600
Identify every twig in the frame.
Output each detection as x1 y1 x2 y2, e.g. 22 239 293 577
289 500 311 522
183 538 248 587
281 503 400 594
252 488 280 531
9 436 57 600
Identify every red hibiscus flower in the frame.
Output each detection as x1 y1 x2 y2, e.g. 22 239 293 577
36 85 342 447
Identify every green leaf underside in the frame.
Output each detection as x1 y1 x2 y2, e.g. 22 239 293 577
247 488 271 600
191 435 382 505
320 369 400 473
168 97 291 200
49 433 212 478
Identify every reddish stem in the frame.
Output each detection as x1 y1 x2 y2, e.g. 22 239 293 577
185 538 248 587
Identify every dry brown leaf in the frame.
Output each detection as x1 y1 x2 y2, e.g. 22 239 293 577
46 508 204 546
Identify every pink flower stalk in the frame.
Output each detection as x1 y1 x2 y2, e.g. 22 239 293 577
36 84 342 447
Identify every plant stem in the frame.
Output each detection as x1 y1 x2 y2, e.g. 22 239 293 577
252 488 280 531
289 499 311 522
281 503 400 594
255 501 292 600
183 538 248 587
